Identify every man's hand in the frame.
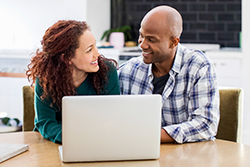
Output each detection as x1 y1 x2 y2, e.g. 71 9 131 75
161 129 175 143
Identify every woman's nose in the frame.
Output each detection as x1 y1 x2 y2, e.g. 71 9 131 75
94 47 100 58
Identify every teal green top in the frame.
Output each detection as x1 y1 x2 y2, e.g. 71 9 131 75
34 63 120 143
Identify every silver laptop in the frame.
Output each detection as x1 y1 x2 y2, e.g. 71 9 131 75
59 94 162 162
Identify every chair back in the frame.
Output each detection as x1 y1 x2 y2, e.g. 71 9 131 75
22 86 244 141
22 85 35 131
216 87 243 143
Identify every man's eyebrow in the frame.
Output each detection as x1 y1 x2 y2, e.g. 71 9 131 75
145 35 160 40
147 35 158 39
139 29 159 40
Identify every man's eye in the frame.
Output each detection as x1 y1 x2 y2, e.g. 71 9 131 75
149 38 155 42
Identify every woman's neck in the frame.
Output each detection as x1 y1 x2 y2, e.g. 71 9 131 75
72 70 88 88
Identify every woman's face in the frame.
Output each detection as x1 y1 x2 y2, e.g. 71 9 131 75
70 30 100 74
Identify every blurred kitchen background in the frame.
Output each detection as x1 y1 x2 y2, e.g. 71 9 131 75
1 0 250 146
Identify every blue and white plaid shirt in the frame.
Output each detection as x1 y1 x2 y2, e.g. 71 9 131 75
118 44 220 143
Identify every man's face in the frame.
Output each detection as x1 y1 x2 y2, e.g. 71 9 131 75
138 15 173 64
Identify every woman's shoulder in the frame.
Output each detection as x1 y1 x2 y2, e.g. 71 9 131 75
34 78 57 108
103 59 118 73
34 78 43 94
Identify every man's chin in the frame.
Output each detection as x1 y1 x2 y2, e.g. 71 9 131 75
143 57 152 64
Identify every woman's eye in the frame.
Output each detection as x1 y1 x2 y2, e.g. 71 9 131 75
87 48 92 53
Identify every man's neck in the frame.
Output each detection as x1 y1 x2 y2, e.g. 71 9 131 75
152 63 168 77
152 46 178 77
152 56 175 77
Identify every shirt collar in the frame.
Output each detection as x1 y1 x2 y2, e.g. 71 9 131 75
171 43 184 74
148 63 153 77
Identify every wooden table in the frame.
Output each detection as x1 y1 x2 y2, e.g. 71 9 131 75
0 132 250 167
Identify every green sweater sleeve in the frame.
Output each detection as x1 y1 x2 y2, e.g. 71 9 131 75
34 79 62 143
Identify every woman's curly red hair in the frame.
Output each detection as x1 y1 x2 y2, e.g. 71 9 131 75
26 20 117 108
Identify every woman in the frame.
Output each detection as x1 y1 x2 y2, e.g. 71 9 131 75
26 20 120 143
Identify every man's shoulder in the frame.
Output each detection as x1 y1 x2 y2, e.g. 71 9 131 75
179 44 213 66
190 51 213 67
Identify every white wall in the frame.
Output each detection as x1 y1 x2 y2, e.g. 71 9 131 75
0 0 110 50
0 0 110 123
241 0 250 145
86 0 110 43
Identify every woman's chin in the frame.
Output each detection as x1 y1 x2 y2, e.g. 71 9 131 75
93 65 100 72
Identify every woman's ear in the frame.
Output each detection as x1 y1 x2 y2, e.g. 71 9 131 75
61 53 65 62
61 53 72 64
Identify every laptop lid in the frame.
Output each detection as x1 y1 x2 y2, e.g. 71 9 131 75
60 94 162 162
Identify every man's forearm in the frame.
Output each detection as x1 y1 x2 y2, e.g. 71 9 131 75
161 129 175 143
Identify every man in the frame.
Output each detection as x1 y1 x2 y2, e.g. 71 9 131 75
118 5 220 144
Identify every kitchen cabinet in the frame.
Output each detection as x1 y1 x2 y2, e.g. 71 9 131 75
206 50 243 88
0 52 31 123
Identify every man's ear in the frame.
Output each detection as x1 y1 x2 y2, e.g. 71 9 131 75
171 37 180 48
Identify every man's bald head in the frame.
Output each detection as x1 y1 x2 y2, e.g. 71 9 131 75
141 5 183 38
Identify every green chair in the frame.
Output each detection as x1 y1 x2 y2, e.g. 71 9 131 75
22 85 35 131
22 86 244 142
216 87 243 143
